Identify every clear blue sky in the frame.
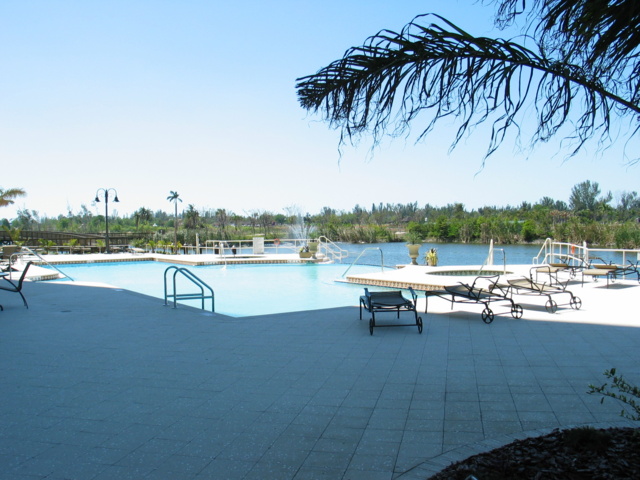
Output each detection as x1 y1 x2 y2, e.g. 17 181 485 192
1 0 638 221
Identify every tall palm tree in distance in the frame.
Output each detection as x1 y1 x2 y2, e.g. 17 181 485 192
167 191 182 249
134 207 153 229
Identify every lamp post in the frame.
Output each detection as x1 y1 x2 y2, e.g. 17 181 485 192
94 188 119 253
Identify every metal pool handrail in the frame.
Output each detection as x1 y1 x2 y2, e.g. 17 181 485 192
341 247 387 278
476 242 506 276
483 248 506 275
163 266 214 312
20 246 75 281
316 236 349 263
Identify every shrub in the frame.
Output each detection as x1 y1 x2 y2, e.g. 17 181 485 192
588 368 640 421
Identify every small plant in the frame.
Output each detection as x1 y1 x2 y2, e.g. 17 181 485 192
2 226 22 244
406 231 422 245
588 368 640 421
65 238 79 253
39 239 55 254
426 247 438 266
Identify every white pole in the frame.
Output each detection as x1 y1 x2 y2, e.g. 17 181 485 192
487 239 494 266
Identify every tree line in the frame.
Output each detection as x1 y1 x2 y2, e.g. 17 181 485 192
2 180 640 249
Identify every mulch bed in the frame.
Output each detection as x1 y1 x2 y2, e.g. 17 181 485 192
427 427 640 480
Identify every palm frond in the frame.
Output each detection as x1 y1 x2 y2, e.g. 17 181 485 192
296 13 639 161
0 188 27 207
490 0 640 104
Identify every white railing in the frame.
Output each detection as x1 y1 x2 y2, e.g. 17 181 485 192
188 237 345 262
584 246 640 266
532 238 587 266
317 236 349 263
25 237 347 263
533 238 640 267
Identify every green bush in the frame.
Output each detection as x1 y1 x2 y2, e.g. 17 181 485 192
588 368 640 421
521 220 537 242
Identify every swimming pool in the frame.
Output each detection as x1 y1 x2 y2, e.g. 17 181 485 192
46 242 551 317
51 262 378 317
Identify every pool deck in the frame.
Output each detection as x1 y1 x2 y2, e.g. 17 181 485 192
14 252 328 281
342 264 534 291
1 261 638 479
33 252 328 267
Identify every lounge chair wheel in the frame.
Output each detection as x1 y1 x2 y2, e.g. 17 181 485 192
369 318 374 335
570 297 582 310
545 299 558 314
481 308 494 324
511 304 524 319
417 316 423 334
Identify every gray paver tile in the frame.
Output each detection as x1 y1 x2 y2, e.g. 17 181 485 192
320 425 364 442
3 280 638 480
347 452 395 472
243 460 299 480
194 458 254 479
342 469 392 480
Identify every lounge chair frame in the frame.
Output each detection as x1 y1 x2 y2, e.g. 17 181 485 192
580 258 640 287
0 261 32 309
533 256 589 285
359 287 423 335
506 268 582 313
424 275 523 324
613 261 640 283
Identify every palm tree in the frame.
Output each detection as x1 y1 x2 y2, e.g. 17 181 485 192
215 208 229 239
0 187 26 208
167 191 182 250
184 204 201 246
134 207 153 229
184 204 201 230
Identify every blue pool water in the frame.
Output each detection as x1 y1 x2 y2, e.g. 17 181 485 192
52 262 377 317
49 242 545 317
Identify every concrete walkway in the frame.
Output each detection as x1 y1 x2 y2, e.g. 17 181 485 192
0 277 638 479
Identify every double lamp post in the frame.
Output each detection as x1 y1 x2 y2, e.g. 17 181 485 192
94 188 119 253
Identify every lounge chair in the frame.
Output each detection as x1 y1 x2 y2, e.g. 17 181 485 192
425 275 523 324
581 258 640 287
534 264 571 285
533 255 589 285
0 261 32 308
615 260 640 283
506 269 582 313
359 287 423 335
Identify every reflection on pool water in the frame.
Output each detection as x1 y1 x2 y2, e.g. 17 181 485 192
51 262 378 317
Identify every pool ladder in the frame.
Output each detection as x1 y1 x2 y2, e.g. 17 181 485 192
163 266 215 312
